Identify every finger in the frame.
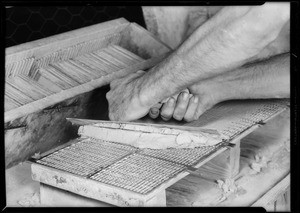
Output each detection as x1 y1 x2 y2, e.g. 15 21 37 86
194 106 205 121
194 102 211 121
149 109 160 119
149 103 163 119
183 96 199 122
160 97 176 121
173 92 190 121
182 88 190 94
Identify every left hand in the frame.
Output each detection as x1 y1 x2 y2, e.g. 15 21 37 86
106 70 151 121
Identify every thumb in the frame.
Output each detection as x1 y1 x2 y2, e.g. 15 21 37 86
194 104 207 120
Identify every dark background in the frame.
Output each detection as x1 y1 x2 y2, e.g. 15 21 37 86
5 6 146 47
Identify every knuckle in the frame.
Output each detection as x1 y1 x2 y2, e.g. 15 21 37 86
110 80 116 86
110 79 120 87
106 92 111 99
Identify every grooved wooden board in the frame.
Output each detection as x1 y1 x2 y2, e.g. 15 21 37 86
5 18 171 168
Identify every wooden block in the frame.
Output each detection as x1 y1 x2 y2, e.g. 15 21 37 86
252 174 290 209
32 161 185 207
229 139 240 178
32 163 148 207
40 183 111 207
144 190 166 207
40 183 166 207
194 138 240 181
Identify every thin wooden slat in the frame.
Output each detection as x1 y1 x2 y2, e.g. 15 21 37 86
68 59 100 79
73 56 109 76
5 18 130 63
94 50 128 69
103 47 137 65
34 73 63 93
4 95 20 111
75 54 111 75
5 56 164 123
111 45 144 61
5 81 35 105
38 67 76 90
252 174 290 208
89 52 121 73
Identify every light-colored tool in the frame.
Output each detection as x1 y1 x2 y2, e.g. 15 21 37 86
67 118 226 149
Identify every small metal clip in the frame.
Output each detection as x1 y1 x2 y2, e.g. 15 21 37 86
186 166 197 172
221 140 236 148
43 99 79 113
257 120 266 125
5 124 27 131
226 143 236 148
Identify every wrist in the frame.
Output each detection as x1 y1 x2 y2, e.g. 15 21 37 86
135 72 158 109
198 80 231 106
203 67 249 102
138 66 179 108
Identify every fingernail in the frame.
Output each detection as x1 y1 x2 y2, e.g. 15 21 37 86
194 96 199 103
151 108 159 114
183 92 188 100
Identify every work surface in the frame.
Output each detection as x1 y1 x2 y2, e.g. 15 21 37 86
6 108 290 208
25 99 289 207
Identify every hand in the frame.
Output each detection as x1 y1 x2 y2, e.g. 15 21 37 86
149 82 222 122
106 70 150 121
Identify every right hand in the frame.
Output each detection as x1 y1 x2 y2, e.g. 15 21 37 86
148 82 221 122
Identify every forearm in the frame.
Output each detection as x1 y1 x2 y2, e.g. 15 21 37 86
204 52 290 102
138 3 290 107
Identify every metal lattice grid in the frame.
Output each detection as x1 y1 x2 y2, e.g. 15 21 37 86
35 137 226 194
219 101 287 139
139 143 224 167
90 153 186 195
37 138 138 177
